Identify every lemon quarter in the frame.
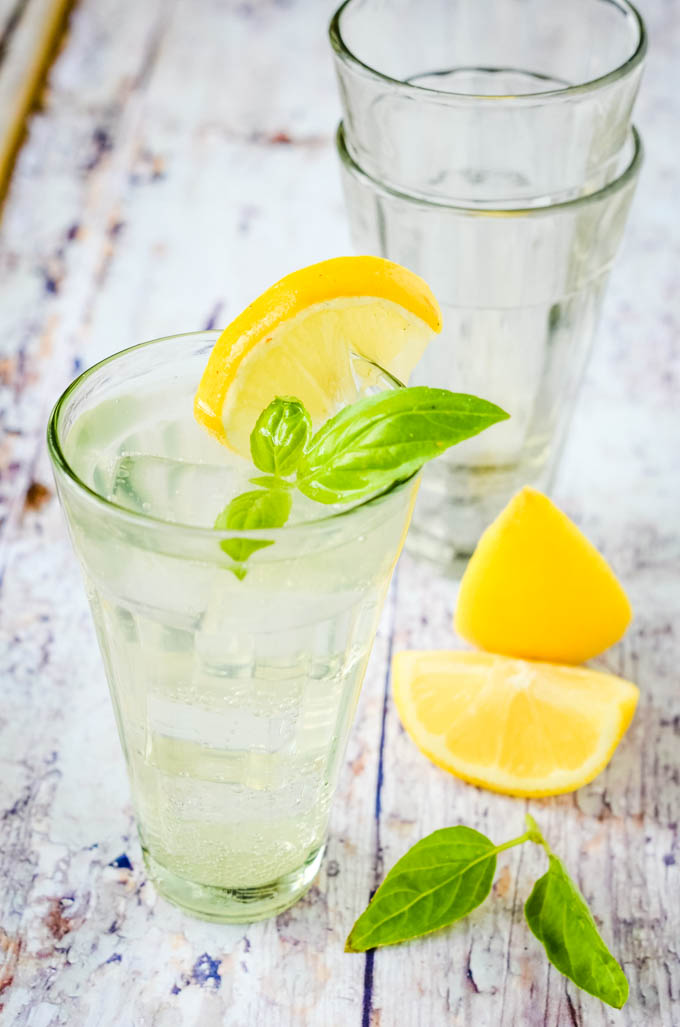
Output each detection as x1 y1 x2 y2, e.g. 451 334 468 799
393 650 638 797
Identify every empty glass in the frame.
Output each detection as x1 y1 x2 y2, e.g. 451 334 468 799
330 0 645 565
337 125 642 561
330 0 646 206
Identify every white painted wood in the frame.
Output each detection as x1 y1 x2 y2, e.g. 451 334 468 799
0 0 73 192
0 0 678 1025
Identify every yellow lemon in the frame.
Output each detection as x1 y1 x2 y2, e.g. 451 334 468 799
194 255 442 454
393 650 638 797
454 487 632 664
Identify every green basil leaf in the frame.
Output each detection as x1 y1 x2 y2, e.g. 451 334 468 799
297 387 509 504
346 826 498 952
214 488 292 563
524 855 628 1009
250 396 311 476
249 475 294 489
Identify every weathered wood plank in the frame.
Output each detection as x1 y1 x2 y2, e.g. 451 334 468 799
0 0 74 198
0 0 170 542
1 1 376 1024
363 0 680 1018
0 0 678 1024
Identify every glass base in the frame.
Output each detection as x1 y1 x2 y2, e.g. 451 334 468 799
405 458 553 574
404 523 473 577
142 843 326 923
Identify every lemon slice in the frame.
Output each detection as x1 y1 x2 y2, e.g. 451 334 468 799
393 650 638 797
194 256 442 454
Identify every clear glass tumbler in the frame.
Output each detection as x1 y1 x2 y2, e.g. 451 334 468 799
337 124 642 562
330 0 646 206
48 332 418 922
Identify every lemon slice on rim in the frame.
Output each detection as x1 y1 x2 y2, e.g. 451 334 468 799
194 256 442 454
393 650 638 797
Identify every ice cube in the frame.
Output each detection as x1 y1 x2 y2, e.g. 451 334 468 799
118 411 231 467
109 454 247 526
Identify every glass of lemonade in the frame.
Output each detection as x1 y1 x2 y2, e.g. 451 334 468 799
47 331 419 922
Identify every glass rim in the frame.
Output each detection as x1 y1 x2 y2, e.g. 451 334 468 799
336 121 643 216
329 0 647 104
47 330 417 542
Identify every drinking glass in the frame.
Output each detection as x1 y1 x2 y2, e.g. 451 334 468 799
337 124 642 561
48 332 418 922
330 0 646 206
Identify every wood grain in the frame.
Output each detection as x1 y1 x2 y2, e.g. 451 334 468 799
0 0 678 1025
0 0 74 201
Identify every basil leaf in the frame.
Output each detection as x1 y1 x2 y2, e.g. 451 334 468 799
250 396 311 476
524 855 628 1009
297 387 509 504
249 475 294 489
214 488 291 563
346 826 498 952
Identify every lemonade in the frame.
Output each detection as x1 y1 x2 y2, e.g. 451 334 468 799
48 259 507 921
50 332 420 920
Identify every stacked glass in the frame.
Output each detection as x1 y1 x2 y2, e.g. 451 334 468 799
330 0 646 565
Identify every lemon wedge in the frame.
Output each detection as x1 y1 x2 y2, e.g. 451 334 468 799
194 256 441 454
393 650 638 797
455 488 632 664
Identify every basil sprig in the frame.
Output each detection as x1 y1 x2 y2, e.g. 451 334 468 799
347 814 628 1010
214 389 508 573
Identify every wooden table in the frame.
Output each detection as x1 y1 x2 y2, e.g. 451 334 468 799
1 1 678 1024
